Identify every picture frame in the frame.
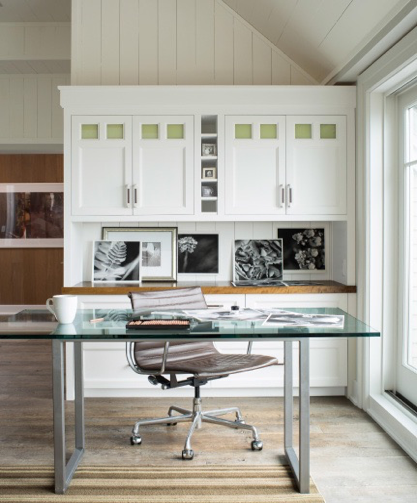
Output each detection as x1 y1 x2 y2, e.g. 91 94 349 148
0 183 64 248
102 227 178 281
278 228 326 272
201 143 217 156
202 167 217 179
178 234 219 274
93 240 141 283
234 239 283 282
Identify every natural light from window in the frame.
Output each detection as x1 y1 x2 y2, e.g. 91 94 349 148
407 106 417 371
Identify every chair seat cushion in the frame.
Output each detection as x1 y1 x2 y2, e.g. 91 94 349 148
143 353 278 378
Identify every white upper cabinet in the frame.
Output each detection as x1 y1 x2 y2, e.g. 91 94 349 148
72 116 133 216
71 115 194 216
225 116 286 215
132 116 194 215
286 116 347 215
225 115 347 217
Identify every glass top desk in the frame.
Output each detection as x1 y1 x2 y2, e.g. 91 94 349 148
0 307 379 495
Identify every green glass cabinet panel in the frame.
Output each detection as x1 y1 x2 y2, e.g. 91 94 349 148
295 124 312 139
107 124 124 139
320 124 337 139
260 124 277 139
81 124 99 139
167 124 184 139
235 124 252 139
142 124 159 139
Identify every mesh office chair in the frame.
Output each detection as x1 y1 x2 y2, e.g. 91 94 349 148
126 287 278 460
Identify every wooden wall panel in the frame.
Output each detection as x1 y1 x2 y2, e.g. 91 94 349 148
0 155 64 305
71 0 316 85
0 249 63 305
0 155 63 183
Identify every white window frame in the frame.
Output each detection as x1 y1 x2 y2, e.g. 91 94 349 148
357 27 417 463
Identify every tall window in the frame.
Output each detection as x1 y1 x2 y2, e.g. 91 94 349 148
405 104 417 373
396 89 417 407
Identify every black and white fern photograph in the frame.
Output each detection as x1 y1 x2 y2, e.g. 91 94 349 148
92 241 141 282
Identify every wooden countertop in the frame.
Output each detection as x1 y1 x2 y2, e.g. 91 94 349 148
62 281 356 295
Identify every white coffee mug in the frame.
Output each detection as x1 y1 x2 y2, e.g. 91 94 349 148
46 295 78 324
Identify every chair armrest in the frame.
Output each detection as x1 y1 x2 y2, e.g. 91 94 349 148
126 341 170 375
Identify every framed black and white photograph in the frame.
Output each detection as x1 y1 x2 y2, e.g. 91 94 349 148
201 143 217 156
102 227 177 281
0 183 64 248
93 241 141 283
178 234 219 274
278 228 325 271
234 239 283 282
202 167 217 179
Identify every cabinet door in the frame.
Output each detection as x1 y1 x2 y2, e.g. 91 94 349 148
132 116 194 215
225 116 286 215
286 116 347 215
72 116 132 216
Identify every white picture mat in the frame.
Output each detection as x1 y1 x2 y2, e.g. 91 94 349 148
103 230 174 278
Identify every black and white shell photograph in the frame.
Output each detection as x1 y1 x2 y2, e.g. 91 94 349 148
93 241 141 282
178 234 219 273
278 228 325 271
234 239 283 281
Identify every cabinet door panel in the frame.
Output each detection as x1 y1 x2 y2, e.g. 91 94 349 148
133 116 194 215
72 116 132 216
286 116 346 215
225 116 285 215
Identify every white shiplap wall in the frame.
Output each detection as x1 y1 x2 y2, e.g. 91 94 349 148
0 74 70 142
71 0 316 86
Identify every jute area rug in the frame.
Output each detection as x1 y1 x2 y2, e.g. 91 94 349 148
0 465 325 503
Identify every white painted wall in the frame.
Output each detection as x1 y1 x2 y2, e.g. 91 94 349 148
71 0 316 86
0 74 69 143
0 23 70 62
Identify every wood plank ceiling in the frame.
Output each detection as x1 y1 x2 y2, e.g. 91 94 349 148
223 0 415 83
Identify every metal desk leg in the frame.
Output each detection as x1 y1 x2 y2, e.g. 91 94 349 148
284 339 310 494
52 340 85 494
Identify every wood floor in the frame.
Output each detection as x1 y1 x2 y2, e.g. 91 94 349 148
1 339 416 502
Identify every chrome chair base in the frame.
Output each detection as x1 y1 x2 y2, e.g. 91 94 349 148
130 397 263 460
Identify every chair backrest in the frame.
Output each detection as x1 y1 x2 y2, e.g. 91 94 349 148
128 287 207 311
127 288 214 375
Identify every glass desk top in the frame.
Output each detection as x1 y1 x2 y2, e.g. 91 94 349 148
0 308 380 340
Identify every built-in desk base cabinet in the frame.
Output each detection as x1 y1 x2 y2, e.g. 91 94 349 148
65 294 349 399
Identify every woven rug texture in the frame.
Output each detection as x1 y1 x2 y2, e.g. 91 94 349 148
0 465 325 503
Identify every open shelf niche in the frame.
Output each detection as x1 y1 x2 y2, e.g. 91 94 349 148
201 115 218 213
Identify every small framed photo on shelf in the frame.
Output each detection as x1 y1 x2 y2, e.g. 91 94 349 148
102 227 178 281
202 167 217 179
201 143 217 156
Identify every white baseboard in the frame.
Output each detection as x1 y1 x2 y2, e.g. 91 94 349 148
367 393 417 463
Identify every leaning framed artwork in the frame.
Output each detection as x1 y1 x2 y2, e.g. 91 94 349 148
93 241 141 283
178 234 219 274
102 227 178 281
277 228 326 272
234 239 283 282
0 183 64 248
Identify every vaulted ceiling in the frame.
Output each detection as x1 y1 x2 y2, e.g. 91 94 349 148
0 0 416 83
223 0 417 83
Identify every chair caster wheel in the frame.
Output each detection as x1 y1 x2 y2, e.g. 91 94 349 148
182 449 194 460
251 440 263 451
130 435 142 445
167 421 177 426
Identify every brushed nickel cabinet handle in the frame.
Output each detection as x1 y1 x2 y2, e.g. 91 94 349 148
126 186 130 206
278 184 285 207
287 184 292 207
